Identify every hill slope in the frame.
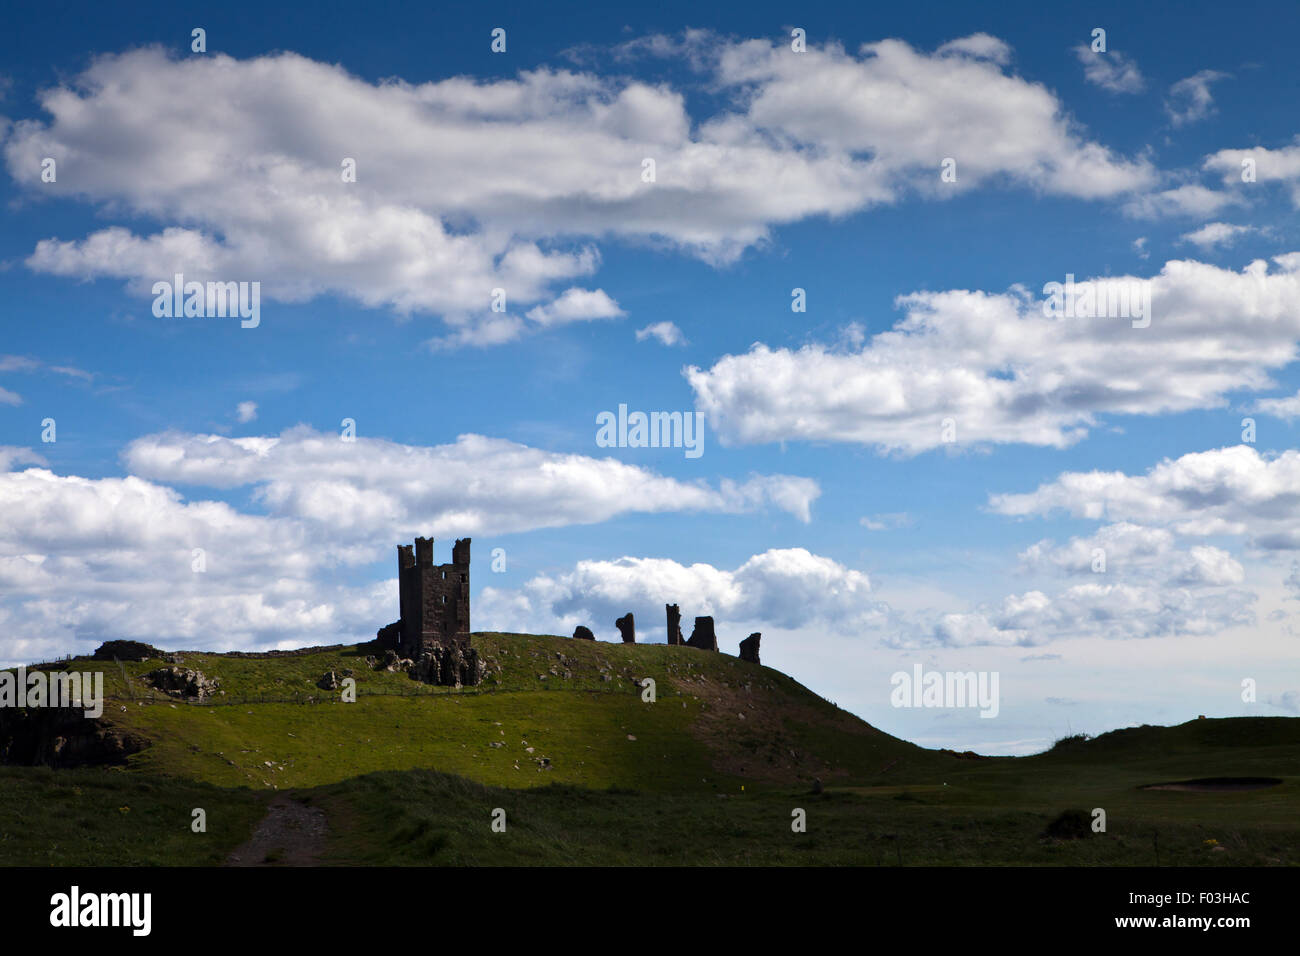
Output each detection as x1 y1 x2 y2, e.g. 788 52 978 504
3 634 1298 866
8 632 946 792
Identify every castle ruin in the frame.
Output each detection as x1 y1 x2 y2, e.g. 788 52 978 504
376 537 482 686
374 537 761 678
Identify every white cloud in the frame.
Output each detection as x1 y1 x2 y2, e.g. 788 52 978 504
1180 221 1254 249
1205 139 1300 207
0 462 392 659
1253 390 1300 420
1019 522 1244 586
860 512 912 531
894 582 1254 648
1123 183 1241 219
0 354 95 404
477 547 881 640
0 426 819 659
935 34 1012 64
3 37 1154 345
687 255 1300 454
524 287 624 325
1074 46 1145 94
1166 70 1229 126
635 321 686 346
123 426 821 535
990 444 1300 551
235 401 258 423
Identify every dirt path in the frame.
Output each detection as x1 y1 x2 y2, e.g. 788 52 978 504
226 796 329 866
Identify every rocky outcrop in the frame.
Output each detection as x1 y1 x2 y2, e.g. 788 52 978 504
92 640 165 662
615 613 636 644
573 626 595 641
739 632 761 664
145 666 220 701
0 707 148 768
687 616 718 652
665 604 684 645
410 642 484 688
317 671 340 690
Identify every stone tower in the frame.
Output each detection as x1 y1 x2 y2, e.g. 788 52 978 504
396 536 471 654
377 536 480 685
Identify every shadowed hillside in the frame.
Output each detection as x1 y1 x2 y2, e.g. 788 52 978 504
2 635 1297 866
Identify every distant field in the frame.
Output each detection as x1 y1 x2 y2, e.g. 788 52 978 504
1 633 1297 866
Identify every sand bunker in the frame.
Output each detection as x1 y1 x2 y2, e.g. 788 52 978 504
1141 776 1283 792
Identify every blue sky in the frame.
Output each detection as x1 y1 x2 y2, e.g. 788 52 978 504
3 0 1300 753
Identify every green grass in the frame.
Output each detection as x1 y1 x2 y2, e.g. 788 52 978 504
0 765 264 866
313 767 1299 866
46 633 939 791
2 635 1298 866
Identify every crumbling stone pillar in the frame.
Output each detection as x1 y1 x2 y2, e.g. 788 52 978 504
666 604 684 645
615 612 636 644
739 632 761 664
687 616 718 652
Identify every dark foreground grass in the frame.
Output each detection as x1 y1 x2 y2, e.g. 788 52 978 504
315 767 1299 866
0 766 264 866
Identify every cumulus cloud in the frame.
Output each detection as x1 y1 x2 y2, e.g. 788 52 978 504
476 548 881 640
0 461 392 660
1074 46 1145 94
892 581 1255 648
635 321 686 346
123 427 821 535
1204 139 1300 207
1019 522 1244 586
990 445 1300 551
1253 390 1300 420
2 37 1154 345
0 425 819 659
1166 70 1230 126
687 255 1300 454
1122 183 1241 219
1180 222 1255 249
524 287 625 325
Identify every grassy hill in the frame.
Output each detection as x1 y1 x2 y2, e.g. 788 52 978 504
37 632 941 791
2 632 1298 866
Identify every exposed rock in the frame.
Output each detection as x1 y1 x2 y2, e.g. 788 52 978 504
739 632 761 664
0 707 149 768
92 640 165 662
410 642 484 688
687 616 718 652
573 626 595 641
615 613 636 644
317 671 340 691
375 649 412 672
144 666 220 701
665 604 684 646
